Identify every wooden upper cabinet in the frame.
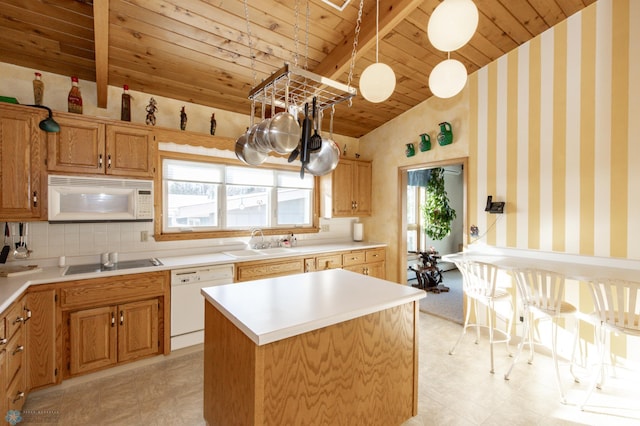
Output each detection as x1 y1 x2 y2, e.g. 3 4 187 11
0 104 44 220
322 158 372 218
105 125 155 178
47 116 104 174
47 114 155 178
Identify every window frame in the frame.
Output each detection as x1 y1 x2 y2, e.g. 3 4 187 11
154 151 320 242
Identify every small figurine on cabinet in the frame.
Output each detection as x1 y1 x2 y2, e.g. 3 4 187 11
145 97 158 126
180 106 187 131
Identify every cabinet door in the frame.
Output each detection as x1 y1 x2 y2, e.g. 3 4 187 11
0 107 43 219
106 125 155 177
69 306 117 375
366 262 386 279
26 289 59 390
331 160 355 216
117 299 159 363
353 161 372 216
47 116 105 174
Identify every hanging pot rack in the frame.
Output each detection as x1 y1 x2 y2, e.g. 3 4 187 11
248 63 357 114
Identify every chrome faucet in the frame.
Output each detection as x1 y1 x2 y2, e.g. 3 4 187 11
250 228 267 249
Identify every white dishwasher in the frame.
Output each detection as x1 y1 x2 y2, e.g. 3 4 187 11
171 264 234 350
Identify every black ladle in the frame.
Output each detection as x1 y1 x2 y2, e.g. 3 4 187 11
28 105 60 133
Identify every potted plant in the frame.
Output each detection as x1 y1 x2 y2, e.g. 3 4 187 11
421 167 456 240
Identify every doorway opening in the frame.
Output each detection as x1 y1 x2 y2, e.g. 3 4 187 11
398 158 467 323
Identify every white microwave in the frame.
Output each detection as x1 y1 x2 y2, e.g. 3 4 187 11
48 175 154 223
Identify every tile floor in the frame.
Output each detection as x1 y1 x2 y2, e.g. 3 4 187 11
21 312 640 425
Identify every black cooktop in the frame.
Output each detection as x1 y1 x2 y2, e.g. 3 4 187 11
64 258 162 276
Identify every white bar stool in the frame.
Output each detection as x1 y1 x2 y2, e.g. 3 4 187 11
504 268 581 404
449 260 514 374
581 278 640 410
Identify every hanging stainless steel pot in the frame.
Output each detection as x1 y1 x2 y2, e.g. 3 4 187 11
305 108 340 176
252 90 272 153
267 79 300 154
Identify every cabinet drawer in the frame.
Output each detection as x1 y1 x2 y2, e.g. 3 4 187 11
61 271 168 309
6 367 26 412
365 248 386 263
315 254 342 270
236 259 304 282
6 327 24 384
5 300 25 341
342 251 365 267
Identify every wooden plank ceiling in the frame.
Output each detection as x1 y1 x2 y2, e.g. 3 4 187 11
0 0 595 138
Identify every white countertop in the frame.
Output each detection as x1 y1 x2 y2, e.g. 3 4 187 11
0 241 386 312
443 249 640 282
201 269 425 346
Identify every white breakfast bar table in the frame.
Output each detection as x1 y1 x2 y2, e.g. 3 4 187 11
201 269 425 426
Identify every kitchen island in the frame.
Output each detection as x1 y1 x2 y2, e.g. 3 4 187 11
201 269 425 426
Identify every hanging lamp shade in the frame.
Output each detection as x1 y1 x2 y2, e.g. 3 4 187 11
359 62 396 103
427 0 479 52
428 59 467 98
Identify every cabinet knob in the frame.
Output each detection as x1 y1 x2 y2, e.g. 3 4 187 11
33 191 38 207
0 338 7 345
99 154 103 167
120 310 124 325
12 345 24 355
13 316 25 325
111 312 116 327
108 154 112 169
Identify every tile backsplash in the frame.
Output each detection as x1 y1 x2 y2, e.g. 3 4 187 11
12 217 357 265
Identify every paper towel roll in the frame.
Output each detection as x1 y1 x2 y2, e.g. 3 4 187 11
353 222 363 242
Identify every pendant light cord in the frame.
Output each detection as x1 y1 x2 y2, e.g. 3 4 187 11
375 0 379 63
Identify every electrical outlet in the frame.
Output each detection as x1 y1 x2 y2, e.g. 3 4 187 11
320 224 330 232
140 231 149 242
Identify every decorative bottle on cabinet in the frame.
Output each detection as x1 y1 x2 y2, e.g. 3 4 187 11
67 76 83 114
33 72 44 105
121 85 131 121
210 112 217 135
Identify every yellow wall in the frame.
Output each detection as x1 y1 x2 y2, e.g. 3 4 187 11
360 0 639 283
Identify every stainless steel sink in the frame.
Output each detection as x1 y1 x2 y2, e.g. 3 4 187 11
64 258 163 276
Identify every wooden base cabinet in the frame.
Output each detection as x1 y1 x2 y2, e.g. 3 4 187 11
61 271 169 378
25 289 59 391
69 299 159 375
2 296 28 414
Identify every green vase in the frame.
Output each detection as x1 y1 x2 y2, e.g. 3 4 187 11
405 143 415 157
437 122 453 146
419 133 431 152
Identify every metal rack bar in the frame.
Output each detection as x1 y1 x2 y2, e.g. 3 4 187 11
248 63 356 113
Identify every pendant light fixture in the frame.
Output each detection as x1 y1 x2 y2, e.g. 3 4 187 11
428 54 467 99
359 0 396 103
427 0 478 52
427 0 477 99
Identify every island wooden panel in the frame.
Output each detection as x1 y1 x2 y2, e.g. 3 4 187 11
204 300 418 425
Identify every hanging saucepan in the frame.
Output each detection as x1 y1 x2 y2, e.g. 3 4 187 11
236 100 267 166
267 78 300 154
305 107 340 176
253 88 273 153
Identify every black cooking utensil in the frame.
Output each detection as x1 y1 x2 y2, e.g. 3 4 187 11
309 97 322 151
299 103 312 167
1 223 10 264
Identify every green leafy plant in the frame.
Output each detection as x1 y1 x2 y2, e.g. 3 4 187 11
422 167 456 240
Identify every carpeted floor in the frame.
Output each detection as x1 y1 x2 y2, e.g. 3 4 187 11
410 268 463 324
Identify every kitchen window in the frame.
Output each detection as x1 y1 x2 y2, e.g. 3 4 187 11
160 158 316 237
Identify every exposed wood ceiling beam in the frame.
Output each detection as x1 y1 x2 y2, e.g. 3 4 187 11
93 0 109 108
313 0 425 81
